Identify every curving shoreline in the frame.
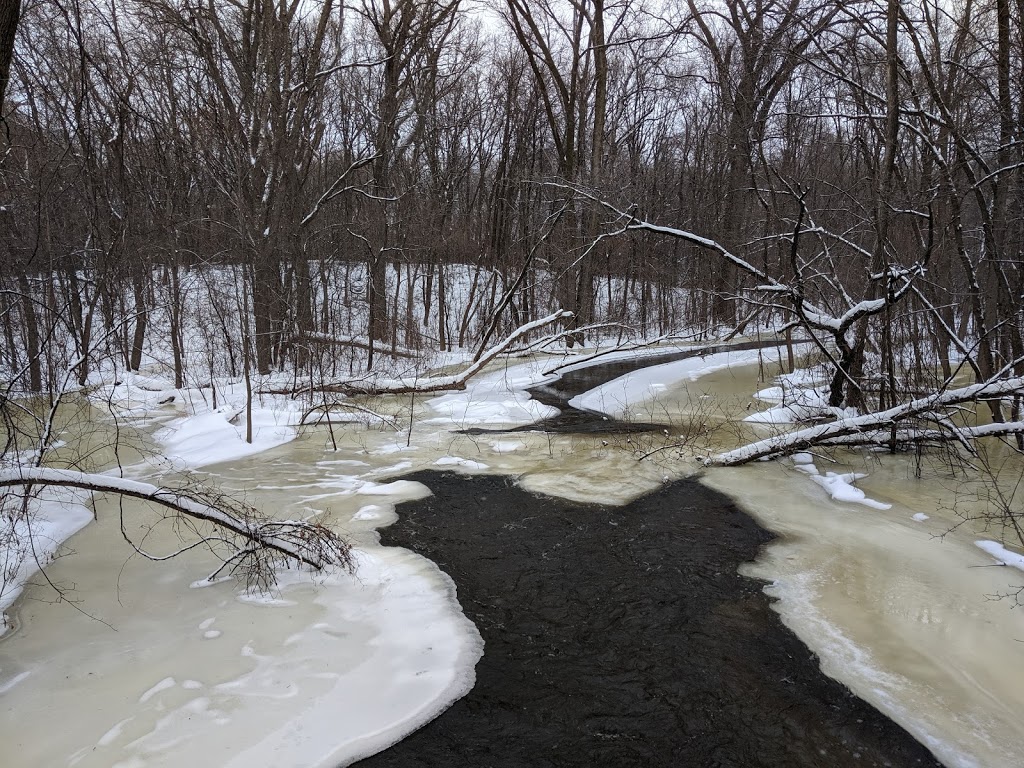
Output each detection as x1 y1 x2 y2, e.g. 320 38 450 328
354 470 942 767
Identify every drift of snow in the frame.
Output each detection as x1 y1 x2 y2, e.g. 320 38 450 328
489 440 527 454
745 370 857 425
746 385 830 424
809 471 893 510
155 405 296 469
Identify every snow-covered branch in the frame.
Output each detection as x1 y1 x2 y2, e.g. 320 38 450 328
0 468 351 578
279 310 573 396
707 375 1024 465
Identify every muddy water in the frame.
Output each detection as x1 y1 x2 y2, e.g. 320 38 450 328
0 426 483 768
1 354 1023 767
656 363 1024 768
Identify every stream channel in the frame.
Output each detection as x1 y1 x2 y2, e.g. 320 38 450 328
357 347 941 767
3 346 1024 767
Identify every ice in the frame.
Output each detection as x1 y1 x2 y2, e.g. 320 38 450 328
374 443 418 454
423 359 557 427
1 486 94 635
434 457 489 470
139 677 176 704
358 480 432 498
98 719 133 747
810 471 892 510
351 504 384 521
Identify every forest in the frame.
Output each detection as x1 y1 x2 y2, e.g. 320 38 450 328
3 1 1024 766
0 0 1020 416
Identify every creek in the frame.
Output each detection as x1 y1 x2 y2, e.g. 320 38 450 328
1 350 1023 767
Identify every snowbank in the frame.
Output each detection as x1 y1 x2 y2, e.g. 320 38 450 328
155 406 296 469
0 487 94 635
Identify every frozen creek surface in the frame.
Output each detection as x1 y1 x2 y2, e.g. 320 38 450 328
1 353 1024 767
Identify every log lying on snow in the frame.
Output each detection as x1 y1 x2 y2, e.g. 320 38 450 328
0 468 350 574
268 310 573 396
707 375 1024 466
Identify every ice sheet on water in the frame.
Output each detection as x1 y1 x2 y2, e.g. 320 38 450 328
1 487 94 635
434 456 489 470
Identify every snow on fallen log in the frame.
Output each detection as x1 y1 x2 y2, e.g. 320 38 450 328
707 375 1024 466
278 310 573 396
0 468 351 580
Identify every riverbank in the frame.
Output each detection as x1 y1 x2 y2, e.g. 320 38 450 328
356 470 942 767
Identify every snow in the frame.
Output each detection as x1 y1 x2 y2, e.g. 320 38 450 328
1 486 94 635
434 457 489 470
155 406 296 469
744 372 857 425
4 333 998 767
424 359 558 427
2 449 482 768
785 452 892 510
489 440 527 454
912 513 930 522
569 347 770 419
809 471 893 510
207 551 482 768
745 385 830 424
975 540 1024 572
1 357 493 766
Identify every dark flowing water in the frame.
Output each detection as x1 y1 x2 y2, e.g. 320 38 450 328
354 345 942 767
464 338 781 435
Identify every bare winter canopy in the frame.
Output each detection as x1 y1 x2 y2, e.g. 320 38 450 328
1 0 1023 482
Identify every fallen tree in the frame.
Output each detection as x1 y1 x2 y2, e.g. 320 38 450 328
707 372 1024 466
0 468 351 587
265 310 575 397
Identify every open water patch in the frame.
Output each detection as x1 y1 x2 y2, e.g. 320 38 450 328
461 339 785 436
355 470 941 767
